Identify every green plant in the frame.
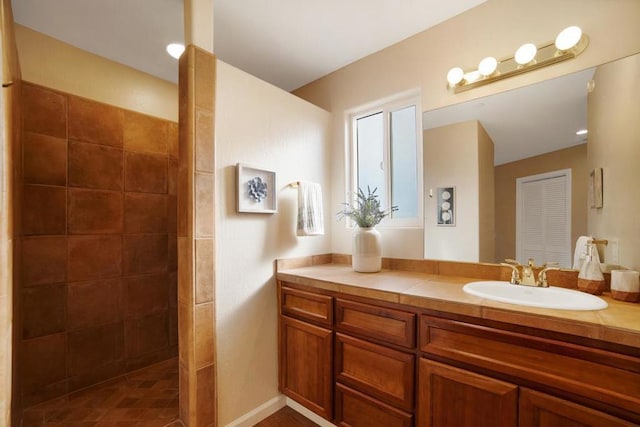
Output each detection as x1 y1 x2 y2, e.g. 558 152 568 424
337 186 398 228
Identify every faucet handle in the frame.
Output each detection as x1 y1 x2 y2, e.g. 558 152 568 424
537 263 561 287
504 258 521 266
500 262 521 284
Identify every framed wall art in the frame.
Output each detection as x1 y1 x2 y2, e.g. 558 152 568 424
236 163 277 213
589 167 603 209
436 186 455 226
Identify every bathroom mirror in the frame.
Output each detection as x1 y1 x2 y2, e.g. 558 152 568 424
422 52 640 269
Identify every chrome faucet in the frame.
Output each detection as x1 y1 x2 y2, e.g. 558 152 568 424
500 259 560 287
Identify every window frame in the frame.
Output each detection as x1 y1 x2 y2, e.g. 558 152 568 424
345 90 424 228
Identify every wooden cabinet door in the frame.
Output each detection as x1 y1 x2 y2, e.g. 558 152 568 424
418 359 517 427
519 388 636 427
280 316 333 420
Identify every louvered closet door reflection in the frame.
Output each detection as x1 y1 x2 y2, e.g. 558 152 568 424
516 170 571 268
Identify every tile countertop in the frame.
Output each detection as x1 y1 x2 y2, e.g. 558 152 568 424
276 263 640 349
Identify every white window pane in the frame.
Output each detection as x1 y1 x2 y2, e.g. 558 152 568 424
390 106 417 218
356 112 386 205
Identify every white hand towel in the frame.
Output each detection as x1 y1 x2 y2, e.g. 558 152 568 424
297 181 324 236
573 235 601 270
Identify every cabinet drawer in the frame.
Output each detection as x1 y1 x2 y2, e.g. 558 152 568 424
336 383 413 427
420 315 640 418
336 299 416 348
520 388 635 427
281 286 333 327
336 333 414 412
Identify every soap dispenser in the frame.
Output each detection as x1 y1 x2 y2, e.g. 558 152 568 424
577 242 605 295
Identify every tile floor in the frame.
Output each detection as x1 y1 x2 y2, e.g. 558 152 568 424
21 358 180 427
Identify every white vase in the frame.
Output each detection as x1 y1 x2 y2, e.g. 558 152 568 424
352 227 382 273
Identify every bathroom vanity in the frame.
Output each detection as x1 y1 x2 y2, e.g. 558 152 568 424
276 256 640 427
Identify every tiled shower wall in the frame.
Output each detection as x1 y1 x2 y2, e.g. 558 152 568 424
19 82 178 407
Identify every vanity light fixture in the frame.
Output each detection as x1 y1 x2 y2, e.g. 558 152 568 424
576 129 588 136
166 43 185 59
446 26 589 93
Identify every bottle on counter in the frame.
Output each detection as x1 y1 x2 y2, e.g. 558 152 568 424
577 241 606 295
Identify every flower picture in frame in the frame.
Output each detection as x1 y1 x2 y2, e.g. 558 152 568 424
236 163 277 213
436 186 455 226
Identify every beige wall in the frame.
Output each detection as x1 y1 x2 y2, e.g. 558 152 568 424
588 54 640 270
494 144 588 265
294 0 640 260
477 123 495 263
423 120 493 262
14 25 178 121
215 60 331 426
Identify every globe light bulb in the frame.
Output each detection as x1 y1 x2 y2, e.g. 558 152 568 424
446 67 465 86
555 26 582 51
514 43 537 65
478 57 498 77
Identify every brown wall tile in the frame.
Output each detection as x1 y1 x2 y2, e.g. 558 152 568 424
177 301 193 367
194 303 214 369
169 305 178 347
22 84 67 138
168 122 179 159
123 234 168 275
125 152 168 194
67 278 123 330
23 132 67 186
22 284 66 338
68 188 123 234
68 141 123 191
22 333 67 402
194 49 215 112
67 235 123 282
177 237 193 304
179 363 190 423
67 322 124 376
125 273 169 319
125 312 169 358
168 158 178 196
195 239 213 304
22 236 67 286
194 173 213 238
23 184 66 235
124 111 169 155
168 233 177 272
124 193 168 233
68 96 124 147
195 364 216 427
195 109 213 173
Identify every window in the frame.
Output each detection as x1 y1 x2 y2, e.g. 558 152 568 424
348 91 423 227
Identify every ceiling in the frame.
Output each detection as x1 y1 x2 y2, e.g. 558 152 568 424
423 68 594 165
11 0 486 91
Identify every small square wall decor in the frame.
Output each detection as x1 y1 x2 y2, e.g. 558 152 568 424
436 186 455 226
236 163 277 213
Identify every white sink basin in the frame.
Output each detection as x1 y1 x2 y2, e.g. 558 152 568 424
463 281 608 311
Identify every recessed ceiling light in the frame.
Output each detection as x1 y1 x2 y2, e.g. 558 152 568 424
576 129 588 136
166 43 185 59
